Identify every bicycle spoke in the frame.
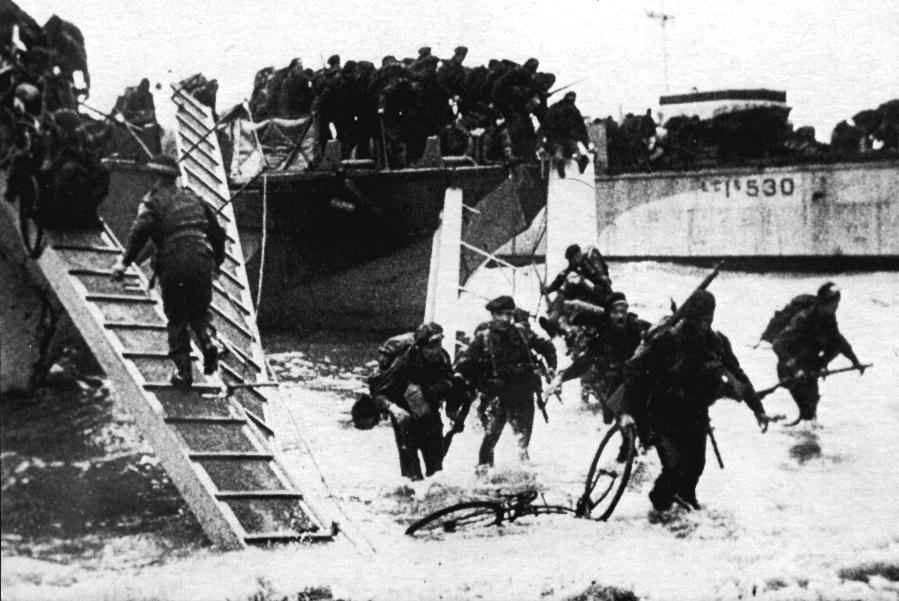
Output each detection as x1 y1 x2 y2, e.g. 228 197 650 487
405 501 503 536
439 509 496 531
588 478 616 510
579 425 635 520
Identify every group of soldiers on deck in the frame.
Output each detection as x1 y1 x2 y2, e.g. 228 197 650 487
246 48 592 171
364 244 866 515
2 5 112 229
607 98 899 175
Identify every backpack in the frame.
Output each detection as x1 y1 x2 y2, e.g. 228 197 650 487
376 332 415 371
760 294 817 343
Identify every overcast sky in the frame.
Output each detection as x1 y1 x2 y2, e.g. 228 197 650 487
17 0 899 140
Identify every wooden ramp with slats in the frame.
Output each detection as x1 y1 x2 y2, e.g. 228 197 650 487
11 219 335 549
0 83 342 550
168 85 275 430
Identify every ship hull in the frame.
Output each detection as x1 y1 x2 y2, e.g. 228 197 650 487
105 161 548 336
502 159 899 271
232 165 546 335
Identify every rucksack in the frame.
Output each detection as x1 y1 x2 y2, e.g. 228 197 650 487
760 294 817 343
376 332 415 371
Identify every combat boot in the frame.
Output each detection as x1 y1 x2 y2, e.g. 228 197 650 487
648 484 673 512
194 325 220 375
202 341 219 375
170 354 193 388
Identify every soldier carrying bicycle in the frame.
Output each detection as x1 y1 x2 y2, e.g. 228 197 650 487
617 290 772 512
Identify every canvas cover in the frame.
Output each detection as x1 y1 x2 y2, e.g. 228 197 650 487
226 113 319 181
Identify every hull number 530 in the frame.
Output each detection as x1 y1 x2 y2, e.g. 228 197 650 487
701 176 795 198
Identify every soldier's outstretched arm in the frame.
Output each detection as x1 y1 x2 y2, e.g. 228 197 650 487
831 331 864 373
530 333 557 371
114 197 157 280
718 333 770 429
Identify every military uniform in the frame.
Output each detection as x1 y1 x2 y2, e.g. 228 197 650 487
369 323 455 481
120 79 156 126
771 283 863 421
620 291 768 511
562 292 650 420
544 245 611 301
540 92 591 175
117 155 226 386
541 245 612 340
456 296 557 468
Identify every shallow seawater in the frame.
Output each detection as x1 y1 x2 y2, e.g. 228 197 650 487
3 261 898 601
256 261 899 600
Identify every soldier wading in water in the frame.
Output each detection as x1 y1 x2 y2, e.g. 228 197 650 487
456 295 556 473
368 322 462 481
618 290 773 512
769 282 866 424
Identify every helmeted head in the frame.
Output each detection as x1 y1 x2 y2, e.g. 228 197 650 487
605 291 629 329
683 290 716 332
817 281 841 313
414 322 445 347
564 91 577 103
381 55 398 67
523 58 539 72
418 46 432 58
414 322 445 360
418 55 439 72
454 46 469 60
146 153 180 181
486 295 516 322
564 243 583 265
327 54 340 67
138 78 151 92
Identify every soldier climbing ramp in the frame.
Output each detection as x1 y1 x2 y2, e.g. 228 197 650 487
168 84 274 426
0 83 340 550
0 208 336 549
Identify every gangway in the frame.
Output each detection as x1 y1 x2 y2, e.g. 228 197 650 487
0 211 336 549
168 85 275 429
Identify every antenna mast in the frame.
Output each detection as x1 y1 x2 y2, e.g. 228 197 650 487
645 1 675 92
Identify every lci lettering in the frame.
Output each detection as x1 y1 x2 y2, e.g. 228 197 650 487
701 177 795 198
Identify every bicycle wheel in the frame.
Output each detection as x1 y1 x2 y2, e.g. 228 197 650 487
576 424 635 521
405 501 504 536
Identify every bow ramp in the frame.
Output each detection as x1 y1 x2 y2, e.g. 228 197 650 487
21 222 335 549
168 86 272 423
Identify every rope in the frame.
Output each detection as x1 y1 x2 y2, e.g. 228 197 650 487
460 240 528 272
281 392 377 555
255 173 268 309
78 101 154 159
554 176 597 190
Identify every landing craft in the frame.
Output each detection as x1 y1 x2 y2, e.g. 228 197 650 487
106 96 551 336
502 89 899 271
